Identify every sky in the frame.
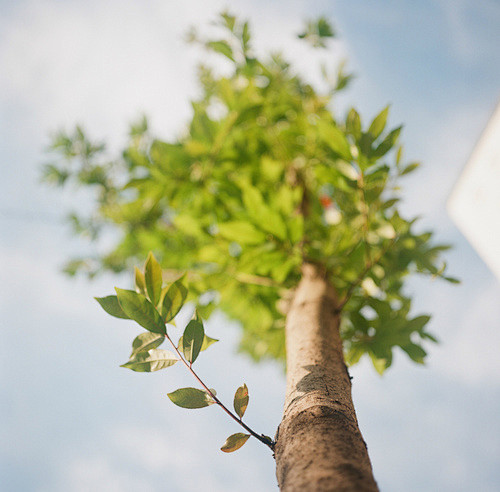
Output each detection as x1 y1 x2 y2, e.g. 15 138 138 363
1 1 499 491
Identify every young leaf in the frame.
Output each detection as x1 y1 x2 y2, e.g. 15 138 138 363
317 121 352 161
130 332 165 358
400 162 420 176
161 280 188 322
144 252 163 306
346 108 361 140
95 295 130 319
115 288 166 334
220 433 251 453
368 106 389 139
134 267 147 296
182 319 205 363
201 334 219 351
218 221 267 245
178 334 218 353
233 383 249 419
206 40 234 61
121 349 178 372
372 126 402 158
167 387 214 409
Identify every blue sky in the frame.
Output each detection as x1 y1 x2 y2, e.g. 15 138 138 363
1 1 499 491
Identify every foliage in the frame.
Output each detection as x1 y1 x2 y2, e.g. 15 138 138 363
96 252 274 452
43 14 456 373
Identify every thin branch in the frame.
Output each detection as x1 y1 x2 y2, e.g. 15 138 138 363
164 332 275 452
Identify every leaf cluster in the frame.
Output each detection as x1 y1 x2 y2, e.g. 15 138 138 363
45 14 456 373
96 253 269 452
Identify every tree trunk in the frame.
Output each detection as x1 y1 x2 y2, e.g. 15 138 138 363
275 264 378 492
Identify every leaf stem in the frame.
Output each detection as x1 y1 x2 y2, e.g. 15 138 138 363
164 332 275 452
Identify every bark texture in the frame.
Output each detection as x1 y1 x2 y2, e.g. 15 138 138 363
275 264 378 492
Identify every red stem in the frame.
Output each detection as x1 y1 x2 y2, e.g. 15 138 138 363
164 333 275 451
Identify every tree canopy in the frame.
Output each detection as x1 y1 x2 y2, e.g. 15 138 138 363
43 13 456 373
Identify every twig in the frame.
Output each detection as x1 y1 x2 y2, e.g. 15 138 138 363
164 332 276 452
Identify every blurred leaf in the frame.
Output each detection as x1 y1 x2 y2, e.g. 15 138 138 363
218 221 266 244
233 383 249 419
145 252 163 305
95 295 130 319
372 126 402 157
400 162 420 176
298 17 335 48
400 343 426 364
167 387 214 408
220 433 251 453
115 288 165 334
134 267 147 296
368 106 389 139
318 121 352 161
207 40 234 61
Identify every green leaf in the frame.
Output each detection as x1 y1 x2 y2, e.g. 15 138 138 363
182 319 205 363
201 334 219 350
160 280 188 322
130 332 164 358
346 108 361 140
121 349 178 372
134 267 147 296
233 383 249 419
368 106 389 139
218 221 266 245
220 433 251 453
318 121 352 161
167 387 214 409
400 162 420 176
400 343 427 364
241 184 287 240
145 252 163 306
372 126 402 157
179 334 219 352
115 288 166 334
95 295 130 319
206 40 234 61
370 352 390 375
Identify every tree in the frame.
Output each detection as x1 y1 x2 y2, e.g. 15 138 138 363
43 13 457 491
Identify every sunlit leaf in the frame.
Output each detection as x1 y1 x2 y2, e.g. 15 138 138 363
115 288 165 334
144 252 163 306
130 332 164 358
218 221 266 245
368 106 389 139
220 433 251 453
318 121 352 161
95 295 130 319
134 267 147 296
121 349 177 372
182 319 205 363
233 383 249 419
167 387 214 409
179 333 219 353
161 279 188 322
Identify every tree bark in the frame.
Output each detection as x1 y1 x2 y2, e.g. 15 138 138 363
275 264 378 492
